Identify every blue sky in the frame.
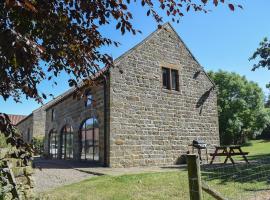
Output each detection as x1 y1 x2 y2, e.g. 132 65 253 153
1 0 270 115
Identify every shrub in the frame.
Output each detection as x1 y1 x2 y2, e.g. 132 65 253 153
32 135 44 155
0 133 8 148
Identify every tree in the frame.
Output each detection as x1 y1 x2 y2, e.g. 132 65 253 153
250 38 270 87
257 94 270 139
249 31 270 140
208 70 270 145
0 0 241 155
0 0 241 197
0 0 241 103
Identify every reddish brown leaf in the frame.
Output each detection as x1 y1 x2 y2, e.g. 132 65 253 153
116 22 121 29
42 93 47 99
228 4 235 11
121 4 127 10
201 0 208 4
238 5 243 9
141 0 145 6
24 1 38 13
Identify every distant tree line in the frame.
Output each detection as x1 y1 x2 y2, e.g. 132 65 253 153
208 70 270 145
258 94 270 139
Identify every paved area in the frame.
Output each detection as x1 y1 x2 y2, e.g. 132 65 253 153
33 158 97 192
33 158 186 192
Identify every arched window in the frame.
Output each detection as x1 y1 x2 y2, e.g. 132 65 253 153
60 124 73 160
48 129 58 158
80 118 99 161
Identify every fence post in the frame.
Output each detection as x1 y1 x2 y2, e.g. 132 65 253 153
187 154 203 200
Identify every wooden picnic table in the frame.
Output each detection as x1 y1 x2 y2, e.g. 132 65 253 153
209 145 249 164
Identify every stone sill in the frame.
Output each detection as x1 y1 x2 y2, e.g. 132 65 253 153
161 88 181 95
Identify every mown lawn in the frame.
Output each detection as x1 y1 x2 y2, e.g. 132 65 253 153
41 140 270 200
41 171 196 200
202 139 270 199
240 139 270 160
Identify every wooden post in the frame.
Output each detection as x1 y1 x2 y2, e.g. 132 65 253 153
202 182 228 200
187 154 202 200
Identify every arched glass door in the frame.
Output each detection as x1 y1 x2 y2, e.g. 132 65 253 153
60 125 73 159
80 118 99 161
49 129 58 158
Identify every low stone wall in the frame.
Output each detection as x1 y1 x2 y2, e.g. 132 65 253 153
0 148 34 200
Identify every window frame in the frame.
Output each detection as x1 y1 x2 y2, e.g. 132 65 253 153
162 67 171 90
80 117 99 161
161 67 179 92
60 124 73 160
51 109 55 121
171 69 179 91
85 91 93 107
48 129 58 159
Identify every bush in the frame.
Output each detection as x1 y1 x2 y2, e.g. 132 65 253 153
0 133 12 149
0 133 7 148
32 135 44 155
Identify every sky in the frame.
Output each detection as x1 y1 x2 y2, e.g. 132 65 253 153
1 0 270 115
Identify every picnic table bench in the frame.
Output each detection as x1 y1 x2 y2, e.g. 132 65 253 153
210 145 249 164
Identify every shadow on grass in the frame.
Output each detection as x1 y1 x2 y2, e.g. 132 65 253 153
246 153 270 161
242 142 253 147
258 140 270 143
244 188 270 192
201 154 270 186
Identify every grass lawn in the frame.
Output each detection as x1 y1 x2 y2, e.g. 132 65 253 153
41 171 197 200
240 139 270 160
41 140 270 200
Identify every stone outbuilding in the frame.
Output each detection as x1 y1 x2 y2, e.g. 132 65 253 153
17 23 219 167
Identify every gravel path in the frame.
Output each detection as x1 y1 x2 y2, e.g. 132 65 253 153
33 158 96 192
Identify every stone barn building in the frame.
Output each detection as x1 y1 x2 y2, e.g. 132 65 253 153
17 23 219 167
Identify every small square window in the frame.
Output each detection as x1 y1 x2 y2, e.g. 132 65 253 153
162 67 179 91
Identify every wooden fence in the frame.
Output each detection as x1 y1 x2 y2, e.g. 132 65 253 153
187 154 228 200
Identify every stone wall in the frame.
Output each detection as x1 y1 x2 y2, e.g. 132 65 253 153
16 107 46 143
16 23 219 168
44 82 107 164
32 107 46 136
109 23 219 167
0 149 34 200
16 115 33 143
